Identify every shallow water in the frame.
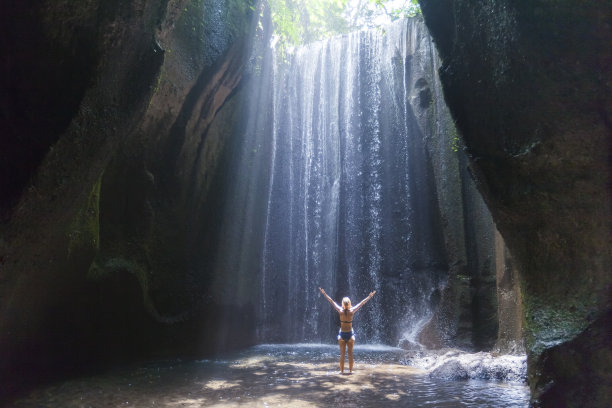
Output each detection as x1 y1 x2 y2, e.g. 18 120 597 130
11 344 530 407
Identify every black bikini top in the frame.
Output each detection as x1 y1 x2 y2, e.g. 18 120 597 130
341 310 352 324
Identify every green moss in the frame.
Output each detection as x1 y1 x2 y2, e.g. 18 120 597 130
87 256 155 317
88 257 146 287
522 286 599 357
67 172 102 258
147 65 166 109
456 273 470 282
450 125 461 153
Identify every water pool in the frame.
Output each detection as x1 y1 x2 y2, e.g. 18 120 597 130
11 344 530 407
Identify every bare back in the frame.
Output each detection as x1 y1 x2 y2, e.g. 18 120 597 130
339 308 354 332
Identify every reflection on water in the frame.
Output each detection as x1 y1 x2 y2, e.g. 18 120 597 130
11 344 530 407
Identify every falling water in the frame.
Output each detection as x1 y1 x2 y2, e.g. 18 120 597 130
250 19 450 345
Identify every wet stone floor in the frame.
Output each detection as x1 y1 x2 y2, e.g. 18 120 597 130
11 344 530 407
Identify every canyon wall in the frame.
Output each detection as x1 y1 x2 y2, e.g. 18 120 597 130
2 0 604 405
419 0 612 406
0 0 258 401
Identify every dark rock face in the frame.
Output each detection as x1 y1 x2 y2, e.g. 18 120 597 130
535 310 612 407
417 71 520 353
419 0 612 406
0 1 99 216
0 0 256 402
419 75 512 353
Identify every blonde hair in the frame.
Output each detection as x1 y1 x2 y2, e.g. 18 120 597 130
342 297 351 309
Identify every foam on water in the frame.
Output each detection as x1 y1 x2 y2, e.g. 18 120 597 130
405 349 528 383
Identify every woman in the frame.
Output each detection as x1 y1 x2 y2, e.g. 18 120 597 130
319 287 376 374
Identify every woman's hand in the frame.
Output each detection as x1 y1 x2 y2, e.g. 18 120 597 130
369 290 376 298
319 287 326 295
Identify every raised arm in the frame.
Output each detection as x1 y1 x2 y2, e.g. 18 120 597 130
319 287 343 313
351 291 376 313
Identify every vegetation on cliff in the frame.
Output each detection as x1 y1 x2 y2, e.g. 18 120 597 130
268 0 421 51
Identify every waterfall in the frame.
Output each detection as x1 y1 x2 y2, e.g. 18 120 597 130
221 18 454 346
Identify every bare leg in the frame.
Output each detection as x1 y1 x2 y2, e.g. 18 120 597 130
348 338 355 372
338 339 346 373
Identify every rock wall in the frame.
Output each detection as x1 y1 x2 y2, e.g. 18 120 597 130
412 43 520 353
0 0 258 402
419 0 612 406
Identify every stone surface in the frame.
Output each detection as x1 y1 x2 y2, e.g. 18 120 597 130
419 0 612 406
419 66 516 352
429 359 469 381
0 0 256 402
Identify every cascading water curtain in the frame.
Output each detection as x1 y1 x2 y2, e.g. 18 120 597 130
257 18 450 345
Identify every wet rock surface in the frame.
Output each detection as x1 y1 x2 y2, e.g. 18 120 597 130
429 360 469 381
421 350 527 383
419 0 612 406
0 0 255 402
